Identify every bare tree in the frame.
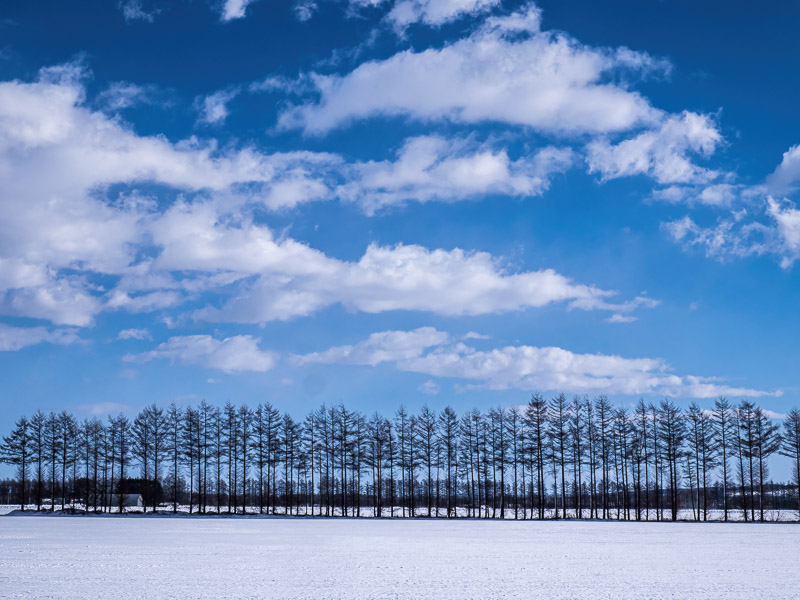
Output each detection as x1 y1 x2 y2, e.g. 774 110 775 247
6 396 800 522
548 395 569 519
781 408 800 520
111 414 131 514
658 401 685 522
418 405 438 518
595 396 613 519
0 417 31 510
507 406 523 519
238 405 253 514
568 397 585 519
29 411 46 510
752 407 781 521
439 407 459 518
165 402 182 513
524 394 548 519
712 398 734 521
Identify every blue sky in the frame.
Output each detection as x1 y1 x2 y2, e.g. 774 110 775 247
1 0 799 433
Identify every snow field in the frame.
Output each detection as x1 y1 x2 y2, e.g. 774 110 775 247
0 515 798 599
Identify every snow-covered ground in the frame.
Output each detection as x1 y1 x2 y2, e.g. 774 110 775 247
1 516 798 599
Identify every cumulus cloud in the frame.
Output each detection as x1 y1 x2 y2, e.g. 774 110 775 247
658 146 800 265
662 214 766 263
294 327 449 365
767 197 800 251
107 290 183 313
586 111 722 185
184 219 648 323
197 88 240 125
651 183 740 208
568 292 658 314
664 142 800 268
462 331 489 340
418 379 440 394
767 144 800 195
0 66 335 324
124 334 276 372
277 3 666 135
296 328 778 398
606 313 637 324
220 0 260 21
0 63 656 331
119 0 159 22
294 0 318 21
662 196 800 267
96 81 161 111
0 324 81 351
387 0 500 30
0 271 101 327
336 136 573 214
118 328 152 340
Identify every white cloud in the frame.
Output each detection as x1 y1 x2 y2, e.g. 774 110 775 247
106 290 184 313
124 334 276 372
337 136 573 214
278 3 666 135
663 197 800 267
197 88 240 125
663 144 800 268
221 0 260 21
188 225 648 323
418 379 440 395
119 0 159 22
586 111 722 185
569 293 658 314
294 0 318 21
261 172 332 210
388 0 499 30
606 313 637 324
766 196 800 257
651 183 739 208
662 215 767 262
0 63 655 330
96 81 160 111
294 326 449 365
72 401 132 415
0 66 335 325
763 409 788 420
296 328 778 398
767 144 800 195
0 273 101 327
697 183 738 207
462 331 489 340
118 328 152 340
0 324 81 351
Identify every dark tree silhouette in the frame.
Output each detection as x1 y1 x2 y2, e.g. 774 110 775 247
781 408 800 519
1 417 31 510
3 395 799 522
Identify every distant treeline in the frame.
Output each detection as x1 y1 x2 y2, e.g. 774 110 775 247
2 396 800 522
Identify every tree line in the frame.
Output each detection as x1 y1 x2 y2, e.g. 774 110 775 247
2 396 800 522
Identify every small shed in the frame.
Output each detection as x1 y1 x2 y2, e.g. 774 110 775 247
110 493 144 508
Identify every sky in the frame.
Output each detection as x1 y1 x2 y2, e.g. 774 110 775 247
1 0 800 435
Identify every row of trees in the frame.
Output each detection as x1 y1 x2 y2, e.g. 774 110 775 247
2 396 800 522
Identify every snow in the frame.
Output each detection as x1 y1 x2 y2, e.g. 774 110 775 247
1 515 798 599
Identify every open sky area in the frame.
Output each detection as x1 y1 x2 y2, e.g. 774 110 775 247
1 0 799 434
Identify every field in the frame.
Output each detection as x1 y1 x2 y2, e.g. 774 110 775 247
1 515 798 599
